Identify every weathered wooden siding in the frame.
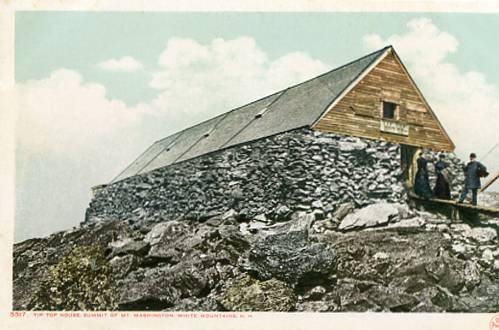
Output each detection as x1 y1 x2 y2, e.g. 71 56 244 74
313 50 455 151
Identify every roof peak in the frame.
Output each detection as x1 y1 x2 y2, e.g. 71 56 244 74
279 45 392 93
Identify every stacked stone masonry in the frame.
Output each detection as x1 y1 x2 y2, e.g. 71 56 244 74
86 128 412 225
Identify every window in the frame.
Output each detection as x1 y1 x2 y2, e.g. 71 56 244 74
382 101 397 119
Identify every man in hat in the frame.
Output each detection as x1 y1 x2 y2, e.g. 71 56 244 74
458 153 487 205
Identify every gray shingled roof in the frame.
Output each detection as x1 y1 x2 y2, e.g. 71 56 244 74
112 46 390 182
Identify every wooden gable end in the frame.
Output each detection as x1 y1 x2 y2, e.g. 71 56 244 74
313 50 455 151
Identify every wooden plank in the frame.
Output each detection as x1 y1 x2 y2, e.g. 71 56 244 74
409 192 499 215
315 125 451 150
314 124 448 150
480 171 499 192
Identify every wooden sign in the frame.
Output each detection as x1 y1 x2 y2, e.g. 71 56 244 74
380 120 409 136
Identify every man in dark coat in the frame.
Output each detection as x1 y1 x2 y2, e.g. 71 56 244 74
458 153 487 205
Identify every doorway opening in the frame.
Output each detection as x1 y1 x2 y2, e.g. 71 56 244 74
400 144 419 187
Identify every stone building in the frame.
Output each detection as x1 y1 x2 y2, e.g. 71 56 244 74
86 46 457 224
111 45 454 184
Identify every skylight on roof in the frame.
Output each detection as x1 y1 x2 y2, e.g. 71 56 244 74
255 107 269 119
203 127 215 138
166 141 176 151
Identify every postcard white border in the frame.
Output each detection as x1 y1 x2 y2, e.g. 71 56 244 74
1 1 498 329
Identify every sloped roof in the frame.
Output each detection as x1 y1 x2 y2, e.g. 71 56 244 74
111 46 391 183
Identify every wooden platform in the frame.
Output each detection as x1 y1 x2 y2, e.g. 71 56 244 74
408 192 499 219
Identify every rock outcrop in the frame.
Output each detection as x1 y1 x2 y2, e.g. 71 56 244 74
14 200 499 312
13 129 497 312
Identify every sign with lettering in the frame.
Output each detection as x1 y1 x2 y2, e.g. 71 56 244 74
380 120 409 136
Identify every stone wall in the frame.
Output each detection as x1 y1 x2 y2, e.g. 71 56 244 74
424 151 466 198
85 128 407 226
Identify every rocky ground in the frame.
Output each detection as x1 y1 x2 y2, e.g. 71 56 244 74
13 195 499 312
479 192 499 209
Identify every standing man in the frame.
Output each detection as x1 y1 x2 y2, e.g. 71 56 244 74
458 153 487 205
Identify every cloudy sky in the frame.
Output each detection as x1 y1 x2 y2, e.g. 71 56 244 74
15 12 499 241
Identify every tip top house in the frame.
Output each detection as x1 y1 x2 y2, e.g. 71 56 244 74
110 46 455 184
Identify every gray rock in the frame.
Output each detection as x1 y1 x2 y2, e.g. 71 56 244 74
145 221 192 261
482 249 494 262
339 202 400 231
164 297 218 311
109 238 134 249
242 222 335 286
424 257 466 294
338 140 367 152
387 217 424 229
118 264 210 310
467 276 499 311
463 261 481 291
452 244 466 254
373 252 389 260
111 240 150 257
220 276 296 312
295 300 334 312
467 228 497 243
253 213 268 223
222 209 238 220
289 213 315 233
303 285 327 301
109 255 140 279
296 204 312 211
333 202 354 221
311 200 324 209
274 205 292 221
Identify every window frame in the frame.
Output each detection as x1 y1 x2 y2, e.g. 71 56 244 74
380 100 400 121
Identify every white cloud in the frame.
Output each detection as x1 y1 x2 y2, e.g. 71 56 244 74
17 69 140 154
364 18 499 180
148 37 330 126
16 69 150 241
16 37 331 241
98 56 143 72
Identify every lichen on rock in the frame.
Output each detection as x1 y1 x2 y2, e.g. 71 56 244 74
220 275 296 311
29 245 117 311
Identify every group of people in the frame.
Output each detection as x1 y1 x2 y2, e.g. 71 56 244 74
413 151 488 206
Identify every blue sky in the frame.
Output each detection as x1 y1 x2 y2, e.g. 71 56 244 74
16 12 499 103
15 12 499 241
